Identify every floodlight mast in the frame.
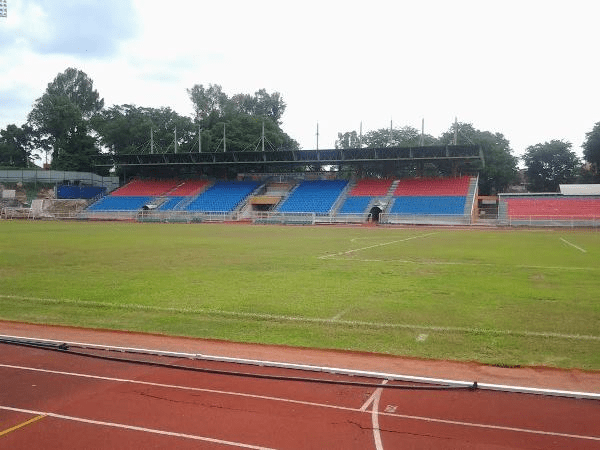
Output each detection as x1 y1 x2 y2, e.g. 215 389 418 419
150 128 154 154
359 121 363 148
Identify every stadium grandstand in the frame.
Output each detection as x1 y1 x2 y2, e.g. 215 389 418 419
73 144 484 225
5 143 599 227
499 184 600 227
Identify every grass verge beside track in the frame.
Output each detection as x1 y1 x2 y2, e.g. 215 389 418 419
1 221 599 370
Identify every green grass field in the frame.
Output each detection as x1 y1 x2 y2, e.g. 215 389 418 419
1 220 599 370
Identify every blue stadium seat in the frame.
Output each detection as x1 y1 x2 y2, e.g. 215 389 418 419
87 196 153 211
185 181 259 213
339 196 373 214
58 185 106 199
278 180 348 214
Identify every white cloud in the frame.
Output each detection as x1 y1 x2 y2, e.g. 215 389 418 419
1 0 599 156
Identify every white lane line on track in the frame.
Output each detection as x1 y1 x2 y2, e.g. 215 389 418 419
2 364 598 442
0 405 275 450
560 237 587 253
318 233 437 259
370 380 388 450
384 410 600 442
0 363 357 412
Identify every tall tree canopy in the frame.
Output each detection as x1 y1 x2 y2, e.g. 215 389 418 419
93 105 195 155
27 68 104 172
0 124 36 167
188 84 287 124
187 84 297 152
583 122 600 175
439 123 518 195
522 140 580 192
362 125 437 148
336 125 437 149
335 131 361 149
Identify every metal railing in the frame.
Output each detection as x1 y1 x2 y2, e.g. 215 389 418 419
500 215 600 228
379 213 472 226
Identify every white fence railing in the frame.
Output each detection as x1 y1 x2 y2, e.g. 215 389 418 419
500 216 600 228
9 206 600 228
379 213 472 226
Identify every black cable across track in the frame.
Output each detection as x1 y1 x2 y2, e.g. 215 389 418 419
0 337 478 391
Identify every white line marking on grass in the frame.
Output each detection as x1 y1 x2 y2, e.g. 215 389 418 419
2 295 599 341
319 232 437 259
0 405 275 450
322 257 599 272
560 237 587 253
329 309 349 321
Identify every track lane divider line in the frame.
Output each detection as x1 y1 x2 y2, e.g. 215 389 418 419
382 410 600 442
370 380 388 450
0 368 598 443
0 414 45 437
0 363 359 412
0 406 276 450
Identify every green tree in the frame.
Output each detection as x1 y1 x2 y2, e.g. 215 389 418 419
522 140 580 192
230 89 286 124
27 68 104 171
93 105 195 154
0 124 36 167
187 84 298 152
582 122 600 176
187 84 229 122
439 123 518 195
335 131 361 149
362 125 435 148
336 126 437 149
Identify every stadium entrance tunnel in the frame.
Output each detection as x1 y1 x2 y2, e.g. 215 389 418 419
368 206 382 222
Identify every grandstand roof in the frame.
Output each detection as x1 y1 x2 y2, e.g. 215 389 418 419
97 145 483 173
560 184 600 196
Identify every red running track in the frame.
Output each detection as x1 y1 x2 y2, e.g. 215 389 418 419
1 343 599 449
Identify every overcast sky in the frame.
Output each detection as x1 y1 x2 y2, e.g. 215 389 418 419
1 0 598 157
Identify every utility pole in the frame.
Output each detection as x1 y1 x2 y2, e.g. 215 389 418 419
198 126 202 153
174 127 178 153
262 121 265 152
316 122 319 150
420 118 425 146
453 117 458 145
359 121 363 148
223 123 226 152
150 128 154 154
